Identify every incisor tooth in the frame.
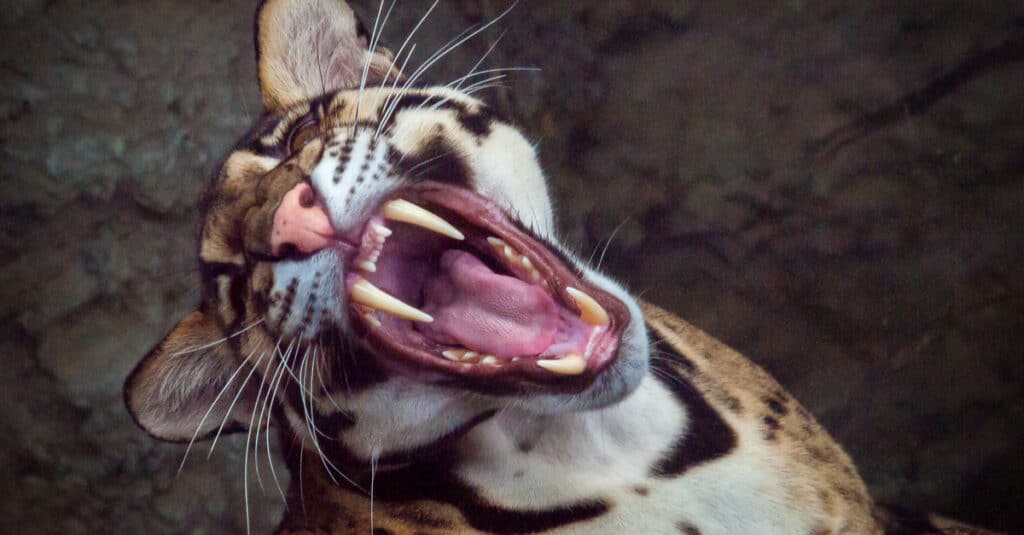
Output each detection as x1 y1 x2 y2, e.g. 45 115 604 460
382 199 464 240
565 287 609 327
350 277 433 323
536 354 586 375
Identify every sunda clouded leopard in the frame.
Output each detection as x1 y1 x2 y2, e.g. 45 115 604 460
123 1 1002 533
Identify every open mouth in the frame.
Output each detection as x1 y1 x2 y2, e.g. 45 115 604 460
342 182 629 391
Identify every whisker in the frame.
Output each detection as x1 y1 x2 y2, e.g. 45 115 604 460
170 318 265 357
179 345 259 473
208 350 267 457
263 343 292 505
400 1 518 94
353 0 396 134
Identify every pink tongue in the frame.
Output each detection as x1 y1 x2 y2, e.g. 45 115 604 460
420 250 559 358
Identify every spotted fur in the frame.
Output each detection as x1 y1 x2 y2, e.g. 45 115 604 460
123 1 1003 534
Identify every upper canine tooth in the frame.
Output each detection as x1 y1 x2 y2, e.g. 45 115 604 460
536 354 586 375
565 287 609 326
382 199 464 240
350 277 433 323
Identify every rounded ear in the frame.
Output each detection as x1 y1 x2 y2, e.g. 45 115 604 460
255 0 399 111
124 310 258 443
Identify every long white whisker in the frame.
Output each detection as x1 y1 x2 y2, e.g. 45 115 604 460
208 351 267 458
353 0 395 133
375 42 419 138
445 67 540 90
170 319 264 357
179 345 258 473
263 343 293 504
451 29 507 92
400 1 518 94
373 1 439 136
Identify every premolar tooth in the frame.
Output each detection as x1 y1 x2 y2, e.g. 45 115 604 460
358 260 377 273
487 237 506 249
442 349 463 361
350 277 433 323
537 354 586 375
565 287 609 327
363 313 382 329
503 245 515 258
521 256 533 269
480 356 499 366
463 351 479 362
382 199 464 240
529 269 541 282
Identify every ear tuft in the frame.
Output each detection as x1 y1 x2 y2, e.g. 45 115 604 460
124 310 256 443
256 0 398 111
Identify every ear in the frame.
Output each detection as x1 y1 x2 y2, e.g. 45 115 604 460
124 310 257 443
256 0 399 111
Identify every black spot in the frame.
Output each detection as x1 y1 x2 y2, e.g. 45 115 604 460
647 336 737 478
516 442 533 453
764 396 788 416
633 485 650 496
677 521 702 535
763 415 780 441
371 529 392 535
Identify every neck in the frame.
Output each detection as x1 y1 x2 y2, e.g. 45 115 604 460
277 375 685 533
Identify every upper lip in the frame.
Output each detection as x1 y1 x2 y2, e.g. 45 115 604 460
339 181 630 392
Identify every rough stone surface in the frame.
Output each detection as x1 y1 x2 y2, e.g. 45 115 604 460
1 0 1021 533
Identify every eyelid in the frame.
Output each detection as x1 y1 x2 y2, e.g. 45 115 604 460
286 115 320 154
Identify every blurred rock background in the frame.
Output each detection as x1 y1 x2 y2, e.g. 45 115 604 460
1 0 1021 533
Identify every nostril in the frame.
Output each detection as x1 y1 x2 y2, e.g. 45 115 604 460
298 184 316 208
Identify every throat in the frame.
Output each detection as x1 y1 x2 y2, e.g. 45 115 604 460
417 250 566 357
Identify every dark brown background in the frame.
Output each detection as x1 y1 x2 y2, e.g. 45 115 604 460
1 1 1021 533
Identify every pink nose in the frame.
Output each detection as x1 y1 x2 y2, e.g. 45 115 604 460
271 182 334 256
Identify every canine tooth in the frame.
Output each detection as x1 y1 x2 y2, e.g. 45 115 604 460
382 199 464 240
372 223 393 237
480 356 499 366
358 260 377 273
351 277 433 323
565 287 609 327
536 354 586 375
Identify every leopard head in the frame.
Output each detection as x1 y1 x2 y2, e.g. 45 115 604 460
125 0 648 469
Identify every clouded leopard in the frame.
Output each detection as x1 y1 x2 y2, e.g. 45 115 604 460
123 1 1001 533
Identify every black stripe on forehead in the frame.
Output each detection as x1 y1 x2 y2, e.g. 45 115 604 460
377 93 497 138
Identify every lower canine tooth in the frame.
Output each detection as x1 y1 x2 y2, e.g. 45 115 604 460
350 277 433 323
382 199 464 240
536 354 586 375
565 287 609 327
